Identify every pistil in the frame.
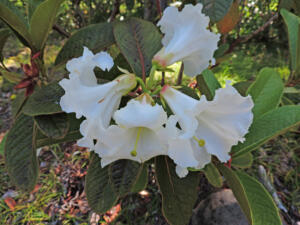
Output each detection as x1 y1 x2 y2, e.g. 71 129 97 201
131 127 142 157
193 136 205 147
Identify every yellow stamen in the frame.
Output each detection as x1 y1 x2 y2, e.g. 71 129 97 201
131 127 142 157
193 136 206 147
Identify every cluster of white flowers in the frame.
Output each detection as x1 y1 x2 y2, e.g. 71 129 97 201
59 3 254 178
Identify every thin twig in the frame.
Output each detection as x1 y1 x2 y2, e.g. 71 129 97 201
176 63 184 85
155 0 162 18
161 72 165 86
108 0 120 22
53 24 71 38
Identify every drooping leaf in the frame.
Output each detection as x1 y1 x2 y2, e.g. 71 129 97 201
85 153 118 214
113 17 162 78
213 43 229 59
23 83 64 116
55 22 115 66
131 164 148 193
203 163 223 188
198 0 234 22
217 0 240 34
281 9 300 73
155 156 200 225
232 106 300 157
218 165 281 225
29 0 63 50
34 113 69 139
247 67 284 118
231 152 253 168
109 160 144 196
35 113 82 147
196 69 221 100
0 28 10 62
0 0 32 47
4 114 39 191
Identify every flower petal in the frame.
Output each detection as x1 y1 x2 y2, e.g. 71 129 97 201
161 86 198 138
195 83 254 162
93 51 114 71
155 3 220 76
113 96 168 131
175 165 189 178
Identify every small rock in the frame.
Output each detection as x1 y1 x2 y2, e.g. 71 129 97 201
191 189 249 225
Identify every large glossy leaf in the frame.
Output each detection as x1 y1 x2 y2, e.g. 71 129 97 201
281 9 300 73
109 160 144 196
29 0 63 50
113 17 162 79
231 152 253 168
11 91 27 118
217 0 240 34
85 153 118 214
0 28 10 62
35 113 82 148
34 113 69 139
131 164 148 193
247 68 284 118
203 163 223 188
23 83 64 116
4 114 39 191
219 165 281 225
196 69 221 100
0 0 32 47
55 22 115 66
155 156 200 225
27 0 44 20
198 0 234 22
232 106 300 157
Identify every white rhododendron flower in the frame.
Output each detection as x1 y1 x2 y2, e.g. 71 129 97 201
94 94 169 167
153 3 220 77
59 48 137 149
66 46 114 86
161 82 254 177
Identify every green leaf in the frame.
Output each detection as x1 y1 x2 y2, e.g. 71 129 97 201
213 43 229 58
4 114 39 191
35 113 82 147
203 163 223 188
11 91 27 118
196 69 221 100
155 156 200 225
0 0 32 47
27 0 44 20
0 67 23 83
131 164 148 193
85 153 118 214
231 152 253 168
109 160 144 197
113 17 162 78
34 113 69 139
233 81 252 96
281 9 300 73
94 53 132 81
218 165 281 225
55 22 115 66
232 106 300 157
0 133 7 156
23 83 64 116
247 68 284 118
198 0 234 22
29 0 63 50
0 28 10 62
